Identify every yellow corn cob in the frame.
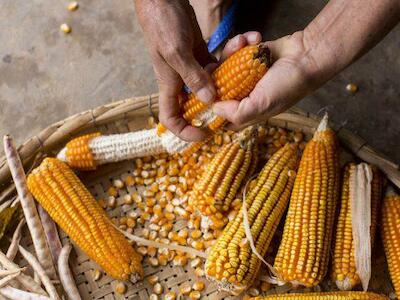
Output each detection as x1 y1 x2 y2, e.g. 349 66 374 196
59 44 270 170
250 291 388 299
27 158 143 282
205 143 299 295
332 164 383 290
190 128 258 229
274 115 340 287
181 44 270 129
381 188 400 297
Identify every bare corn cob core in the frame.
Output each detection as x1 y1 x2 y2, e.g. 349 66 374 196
332 164 383 290
250 291 388 299
57 45 270 170
27 158 144 282
189 128 258 229
274 115 340 287
205 143 299 295
381 189 400 297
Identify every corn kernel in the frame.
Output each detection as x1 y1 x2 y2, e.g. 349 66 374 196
60 23 71 34
180 283 192 295
92 269 102 281
194 267 204 277
149 257 159 267
126 217 136 228
113 179 124 189
190 258 202 268
107 196 116 209
148 274 159 285
346 83 358 93
107 186 118 196
189 291 201 300
153 283 163 295
114 282 126 294
67 1 79 11
123 194 133 205
192 281 205 292
190 230 202 239
164 291 176 300
124 175 135 186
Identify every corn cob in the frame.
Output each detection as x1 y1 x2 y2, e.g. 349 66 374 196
190 127 258 229
58 44 271 170
381 188 400 297
27 158 143 282
274 115 340 287
332 164 383 291
250 291 388 299
180 45 270 130
204 143 299 295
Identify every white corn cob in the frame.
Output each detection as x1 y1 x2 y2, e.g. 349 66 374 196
57 128 192 170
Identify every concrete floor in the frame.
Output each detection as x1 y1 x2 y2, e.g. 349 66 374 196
0 0 399 163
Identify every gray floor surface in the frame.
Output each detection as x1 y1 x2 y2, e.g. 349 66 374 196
0 0 399 163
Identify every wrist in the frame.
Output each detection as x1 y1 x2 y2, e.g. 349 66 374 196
294 27 343 92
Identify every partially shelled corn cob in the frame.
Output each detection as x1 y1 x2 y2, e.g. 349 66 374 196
274 115 340 287
180 45 270 130
381 188 400 297
58 44 271 170
332 164 383 291
205 143 299 295
250 291 388 299
27 158 143 282
189 127 258 229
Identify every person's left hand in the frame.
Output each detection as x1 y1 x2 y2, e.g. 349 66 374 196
212 31 321 129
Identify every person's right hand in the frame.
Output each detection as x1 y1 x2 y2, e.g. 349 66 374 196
135 0 216 141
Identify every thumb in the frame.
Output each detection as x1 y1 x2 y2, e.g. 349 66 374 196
213 98 260 126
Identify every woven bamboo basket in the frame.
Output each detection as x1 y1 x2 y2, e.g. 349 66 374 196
0 94 399 300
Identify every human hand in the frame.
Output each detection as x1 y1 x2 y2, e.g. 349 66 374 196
213 31 320 129
135 0 216 141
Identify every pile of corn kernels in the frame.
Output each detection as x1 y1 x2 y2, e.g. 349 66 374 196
96 120 305 299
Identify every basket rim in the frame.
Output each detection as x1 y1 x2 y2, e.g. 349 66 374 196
0 93 399 201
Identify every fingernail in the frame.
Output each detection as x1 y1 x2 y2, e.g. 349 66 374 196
197 87 214 104
248 32 259 43
212 105 223 117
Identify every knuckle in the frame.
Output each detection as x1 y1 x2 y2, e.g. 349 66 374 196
182 70 207 90
159 115 185 136
250 90 268 113
158 114 174 128
164 45 185 64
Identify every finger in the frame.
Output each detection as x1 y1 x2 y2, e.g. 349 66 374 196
212 98 259 126
165 50 216 104
193 39 217 66
159 84 209 141
154 56 209 141
220 31 262 62
204 62 218 74
264 35 296 62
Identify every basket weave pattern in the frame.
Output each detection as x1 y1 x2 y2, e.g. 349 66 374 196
0 95 399 299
